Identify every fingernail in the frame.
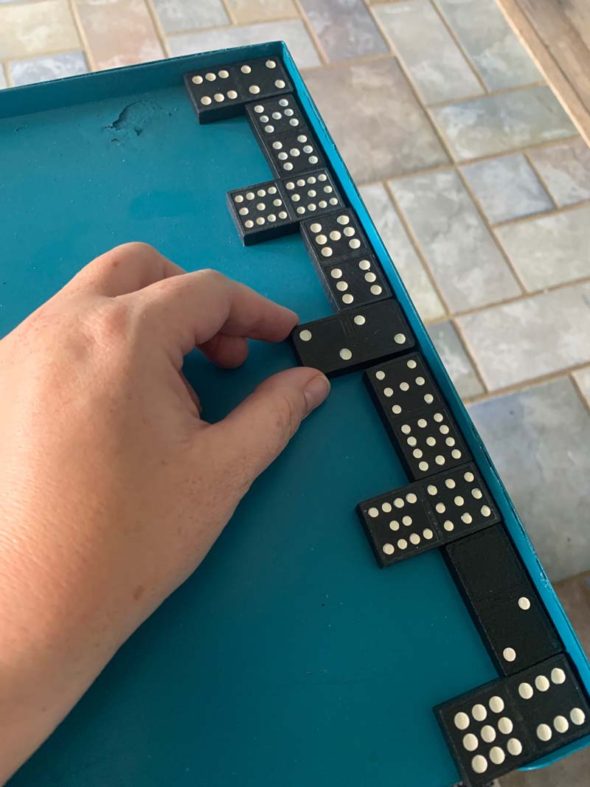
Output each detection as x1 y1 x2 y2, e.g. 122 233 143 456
303 373 331 414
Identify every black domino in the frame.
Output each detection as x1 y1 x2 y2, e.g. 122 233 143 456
445 528 561 675
281 170 344 220
436 674 534 786
301 210 371 264
364 353 443 435
445 527 535 605
358 483 442 567
436 654 590 786
290 299 414 377
319 254 391 310
424 465 500 539
392 407 471 480
185 58 292 123
247 94 308 136
507 655 590 756
357 463 497 568
227 180 296 244
246 95 326 176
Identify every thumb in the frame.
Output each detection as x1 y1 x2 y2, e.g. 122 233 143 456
208 366 330 491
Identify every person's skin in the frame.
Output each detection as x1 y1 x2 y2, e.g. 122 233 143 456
0 242 330 783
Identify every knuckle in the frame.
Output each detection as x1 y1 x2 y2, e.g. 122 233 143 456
92 242 158 277
112 241 157 259
86 301 133 348
196 268 225 286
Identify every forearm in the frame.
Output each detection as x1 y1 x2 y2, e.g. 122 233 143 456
0 512 121 783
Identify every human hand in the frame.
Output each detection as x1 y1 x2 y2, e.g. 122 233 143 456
0 243 330 782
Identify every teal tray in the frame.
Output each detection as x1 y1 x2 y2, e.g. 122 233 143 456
1 42 588 787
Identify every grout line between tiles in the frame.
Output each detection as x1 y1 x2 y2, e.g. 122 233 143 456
301 50 404 73
367 0 488 107
143 0 171 58
464 363 590 407
381 179 452 319
448 315 488 396
427 0 488 95
398 128 580 170
425 79 548 109
453 165 528 294
219 0 237 25
164 0 303 30
522 148 559 210
571 372 590 415
451 273 590 320
68 0 97 72
522 148 563 209
291 0 329 66
493 197 590 229
452 317 494 399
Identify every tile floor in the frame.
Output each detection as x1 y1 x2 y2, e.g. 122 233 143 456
1 0 589 782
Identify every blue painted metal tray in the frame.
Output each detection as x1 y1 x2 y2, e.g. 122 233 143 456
1 42 588 787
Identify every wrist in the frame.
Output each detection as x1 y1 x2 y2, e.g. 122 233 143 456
0 512 121 782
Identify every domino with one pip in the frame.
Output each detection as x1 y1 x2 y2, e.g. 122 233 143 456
290 299 414 377
445 527 562 675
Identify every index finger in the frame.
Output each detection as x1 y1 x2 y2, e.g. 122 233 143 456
126 268 298 365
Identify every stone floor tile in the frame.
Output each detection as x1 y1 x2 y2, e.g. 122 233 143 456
359 182 446 322
458 282 590 390
499 732 590 786
299 0 388 62
573 367 590 407
9 51 87 86
374 0 482 104
152 0 228 34
0 0 79 59
461 153 552 224
224 0 298 24
305 59 448 183
77 0 163 70
528 138 590 207
468 378 590 582
495 203 590 290
428 320 484 399
167 20 321 70
435 0 541 89
389 169 521 311
556 572 590 655
431 87 576 161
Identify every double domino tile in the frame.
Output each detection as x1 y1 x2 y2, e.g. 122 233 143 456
227 170 345 244
436 654 590 786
